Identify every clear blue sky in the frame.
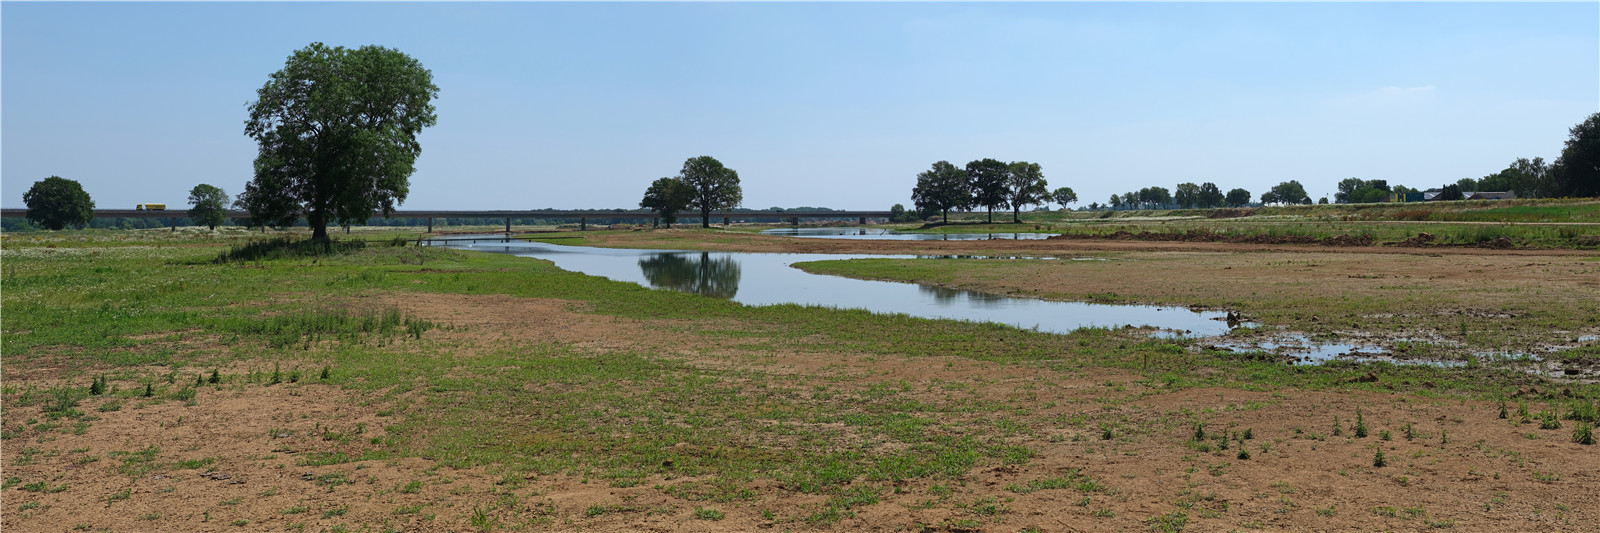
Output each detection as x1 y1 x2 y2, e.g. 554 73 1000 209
3 2 1596 211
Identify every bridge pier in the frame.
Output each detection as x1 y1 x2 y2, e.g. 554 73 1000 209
580 217 587 231
505 217 511 233
426 217 433 233
653 217 659 228
723 217 730 226
345 225 350 234
859 216 867 225
790 217 799 226
170 217 176 232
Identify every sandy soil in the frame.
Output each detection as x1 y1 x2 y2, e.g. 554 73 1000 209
6 290 1597 532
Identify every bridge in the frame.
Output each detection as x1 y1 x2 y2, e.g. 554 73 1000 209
0 208 893 232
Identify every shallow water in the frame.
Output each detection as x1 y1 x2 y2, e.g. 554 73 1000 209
430 236 1237 336
760 227 1057 241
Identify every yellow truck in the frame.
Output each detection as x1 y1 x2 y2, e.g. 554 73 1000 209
136 203 167 211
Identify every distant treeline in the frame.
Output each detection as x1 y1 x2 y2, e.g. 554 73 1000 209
0 207 856 232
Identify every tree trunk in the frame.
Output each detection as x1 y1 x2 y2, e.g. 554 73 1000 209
701 207 711 228
1013 206 1021 224
987 207 993 223
310 212 329 241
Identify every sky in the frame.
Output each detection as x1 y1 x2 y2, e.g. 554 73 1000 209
3 2 1596 211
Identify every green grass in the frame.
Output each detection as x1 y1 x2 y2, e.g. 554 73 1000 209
4 229 1597 527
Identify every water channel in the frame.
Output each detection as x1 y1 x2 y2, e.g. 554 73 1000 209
430 236 1237 336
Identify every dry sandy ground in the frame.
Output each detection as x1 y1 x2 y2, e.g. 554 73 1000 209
5 287 1597 532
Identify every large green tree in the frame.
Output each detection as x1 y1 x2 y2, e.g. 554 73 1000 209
1174 182 1200 209
1003 161 1048 223
1198 182 1224 208
1050 186 1077 210
23 176 95 230
240 42 438 240
966 159 1009 223
1551 112 1600 197
640 177 693 228
911 160 970 223
1262 180 1311 205
187 184 230 230
678 156 742 228
1225 188 1251 207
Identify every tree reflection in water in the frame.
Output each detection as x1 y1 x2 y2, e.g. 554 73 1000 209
917 284 1007 308
637 251 741 299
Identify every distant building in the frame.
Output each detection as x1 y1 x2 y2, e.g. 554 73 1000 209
1466 191 1516 200
1422 189 1444 201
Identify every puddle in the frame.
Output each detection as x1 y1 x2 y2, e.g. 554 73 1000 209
1210 335 1473 367
761 227 1056 240
429 236 1237 336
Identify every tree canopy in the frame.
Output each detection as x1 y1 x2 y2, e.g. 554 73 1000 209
966 159 1009 223
1225 188 1251 207
640 177 693 228
23 176 95 230
1003 161 1048 223
1334 178 1390 204
1552 112 1600 197
239 42 438 239
1261 180 1311 205
1198 182 1224 208
1050 186 1077 210
1174 182 1201 209
678 156 742 228
187 184 230 230
911 161 970 223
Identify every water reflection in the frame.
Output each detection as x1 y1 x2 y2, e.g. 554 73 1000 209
918 285 1008 308
638 252 741 299
427 235 1239 337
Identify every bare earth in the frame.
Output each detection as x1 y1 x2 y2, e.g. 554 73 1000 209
6 288 1598 532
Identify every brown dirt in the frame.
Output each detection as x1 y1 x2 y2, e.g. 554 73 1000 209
565 228 1600 257
7 290 1598 532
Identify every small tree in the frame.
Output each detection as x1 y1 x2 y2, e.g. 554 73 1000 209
911 161 971 223
888 203 910 222
1051 187 1077 210
1225 188 1251 207
640 177 692 228
1002 161 1048 223
23 176 95 230
679 156 742 228
966 158 1009 223
187 184 230 230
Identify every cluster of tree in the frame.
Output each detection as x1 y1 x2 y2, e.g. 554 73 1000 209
910 159 1065 223
639 155 743 228
1105 183 1251 210
1334 178 1392 204
1443 114 1598 199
